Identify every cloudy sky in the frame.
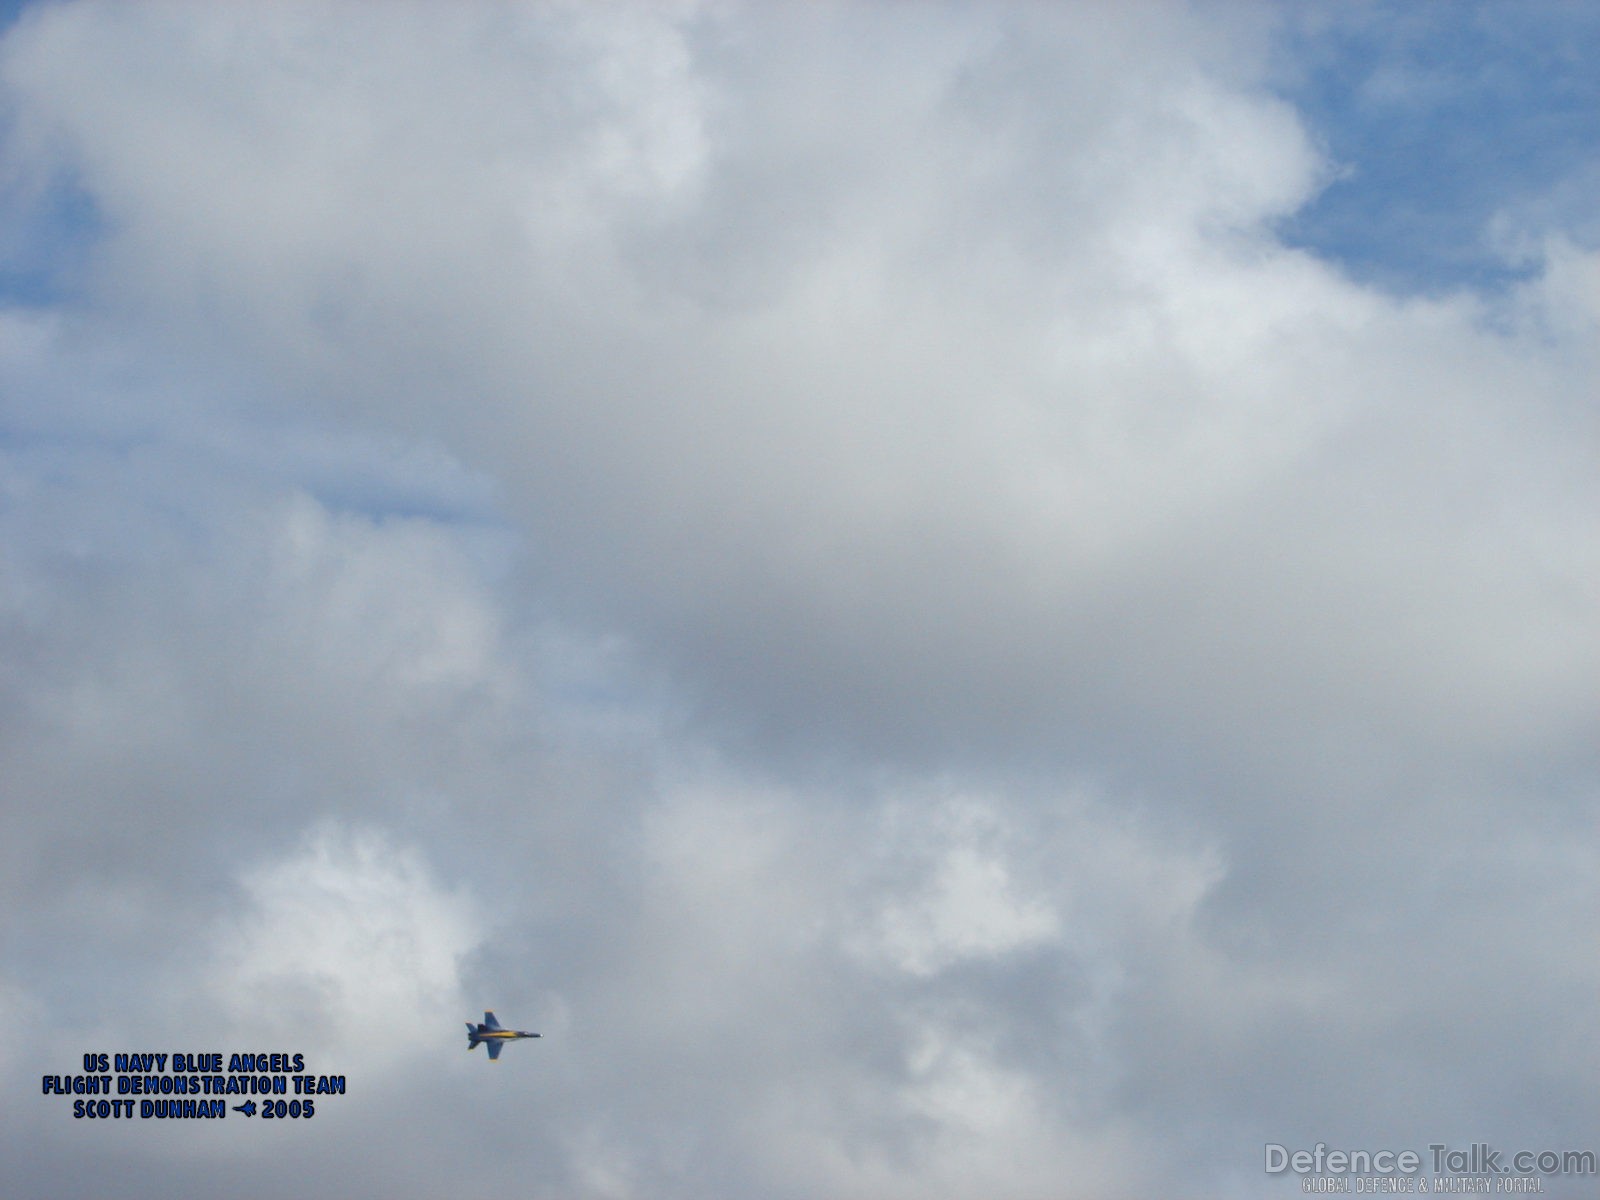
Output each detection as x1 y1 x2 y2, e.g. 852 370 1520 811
1 2 1595 1197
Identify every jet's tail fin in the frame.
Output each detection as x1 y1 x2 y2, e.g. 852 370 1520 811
466 1023 481 1049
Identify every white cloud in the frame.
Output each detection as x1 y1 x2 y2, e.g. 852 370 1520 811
206 821 483 1070
1 2 1595 1197
870 838 1060 978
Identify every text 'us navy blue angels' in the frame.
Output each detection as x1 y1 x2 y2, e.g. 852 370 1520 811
465 1012 540 1061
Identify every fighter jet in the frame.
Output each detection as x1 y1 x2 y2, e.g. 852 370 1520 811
466 1011 541 1060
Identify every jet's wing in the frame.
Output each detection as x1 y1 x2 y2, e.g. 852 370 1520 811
486 1040 504 1061
483 1011 501 1029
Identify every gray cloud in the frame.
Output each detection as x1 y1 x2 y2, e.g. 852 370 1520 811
1 3 1595 1197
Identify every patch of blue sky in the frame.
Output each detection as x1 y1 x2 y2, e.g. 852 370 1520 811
1 5 103 308
0 0 33 35
251 422 512 537
1269 1 1600 296
0 135 103 310
0 417 518 593
0 318 509 542
0 172 102 307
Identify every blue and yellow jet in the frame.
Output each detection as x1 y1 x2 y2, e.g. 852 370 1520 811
465 1011 541 1061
